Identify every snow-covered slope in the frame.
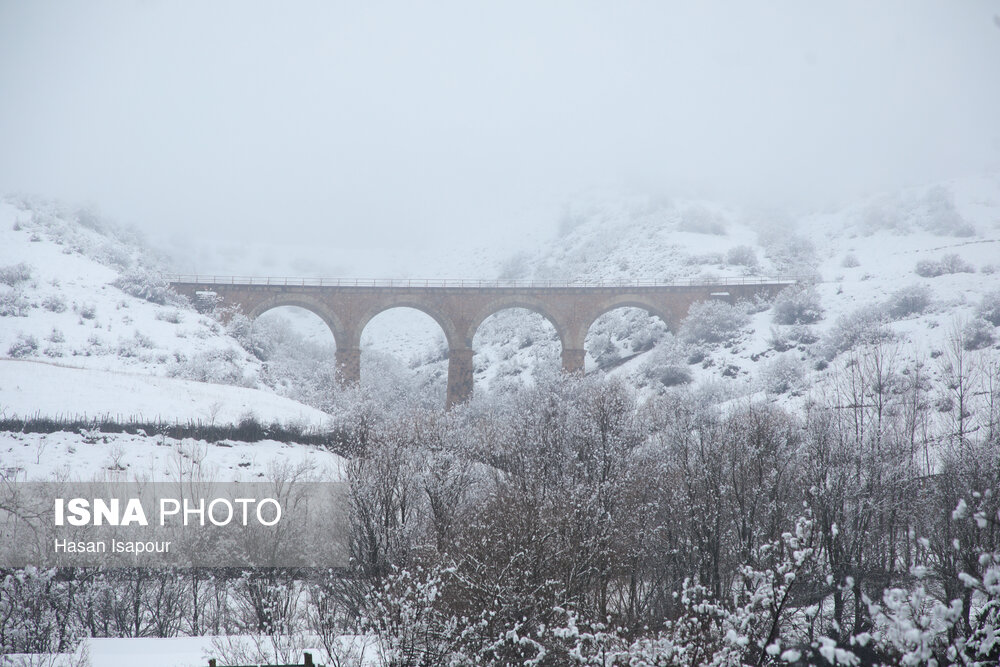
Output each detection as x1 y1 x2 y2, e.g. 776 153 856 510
454 173 1000 399
0 196 346 489
0 359 330 426
0 197 264 387
2 429 342 483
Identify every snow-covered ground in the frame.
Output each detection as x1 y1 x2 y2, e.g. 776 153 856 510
1 429 343 483
2 635 378 667
0 359 331 427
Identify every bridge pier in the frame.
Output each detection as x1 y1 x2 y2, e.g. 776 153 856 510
561 348 586 374
335 348 361 384
446 347 475 408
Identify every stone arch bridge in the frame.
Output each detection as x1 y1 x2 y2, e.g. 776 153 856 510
170 277 794 407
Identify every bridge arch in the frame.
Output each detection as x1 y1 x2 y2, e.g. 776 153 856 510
583 304 673 373
355 301 460 350
471 306 564 392
358 306 450 407
247 296 348 349
466 297 567 349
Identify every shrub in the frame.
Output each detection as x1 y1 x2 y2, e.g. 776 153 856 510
8 333 38 358
769 324 819 351
915 253 975 277
42 294 67 312
680 300 749 345
764 354 806 394
94 242 133 270
0 287 30 317
112 268 182 305
117 331 154 357
725 245 758 268
685 252 725 266
841 253 860 268
657 364 693 387
823 304 894 358
962 318 995 351
155 309 183 324
47 327 65 343
978 289 1000 327
772 285 824 325
0 262 32 286
887 284 932 319
169 347 255 387
768 327 794 352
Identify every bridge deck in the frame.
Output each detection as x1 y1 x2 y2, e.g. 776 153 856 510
168 275 800 289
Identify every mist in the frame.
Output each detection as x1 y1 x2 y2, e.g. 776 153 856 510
1 1 999 270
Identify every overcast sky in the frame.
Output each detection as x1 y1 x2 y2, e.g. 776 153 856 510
1 1 999 260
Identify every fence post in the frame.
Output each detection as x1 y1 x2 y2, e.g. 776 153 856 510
208 660 216 667
304 652 314 666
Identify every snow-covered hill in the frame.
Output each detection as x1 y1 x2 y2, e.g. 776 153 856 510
3 173 1000 423
0 196 345 486
447 173 1000 400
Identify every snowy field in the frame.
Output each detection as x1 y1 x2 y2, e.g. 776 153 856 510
0 359 332 427
2 636 378 667
1 429 344 482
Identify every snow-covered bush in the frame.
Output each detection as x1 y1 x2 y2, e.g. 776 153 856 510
685 251 724 266
841 253 860 268
725 244 758 268
47 327 65 343
886 283 932 318
0 287 31 317
978 289 1000 327
642 342 694 387
679 300 749 345
155 309 183 324
962 318 995 351
169 347 256 387
117 331 155 357
95 240 133 270
588 331 620 367
915 253 975 277
8 333 38 357
0 262 32 286
823 304 893 358
78 302 96 319
227 313 282 361
42 293 67 312
112 267 183 305
764 353 806 394
772 284 824 325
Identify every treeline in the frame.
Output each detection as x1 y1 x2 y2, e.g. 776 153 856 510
0 413 352 451
2 341 999 665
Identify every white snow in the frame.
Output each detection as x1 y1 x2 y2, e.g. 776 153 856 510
1 430 344 482
0 359 331 427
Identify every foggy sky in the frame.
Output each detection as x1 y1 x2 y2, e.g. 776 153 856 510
1 1 999 259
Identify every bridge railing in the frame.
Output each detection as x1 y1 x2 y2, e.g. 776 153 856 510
166 275 803 288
